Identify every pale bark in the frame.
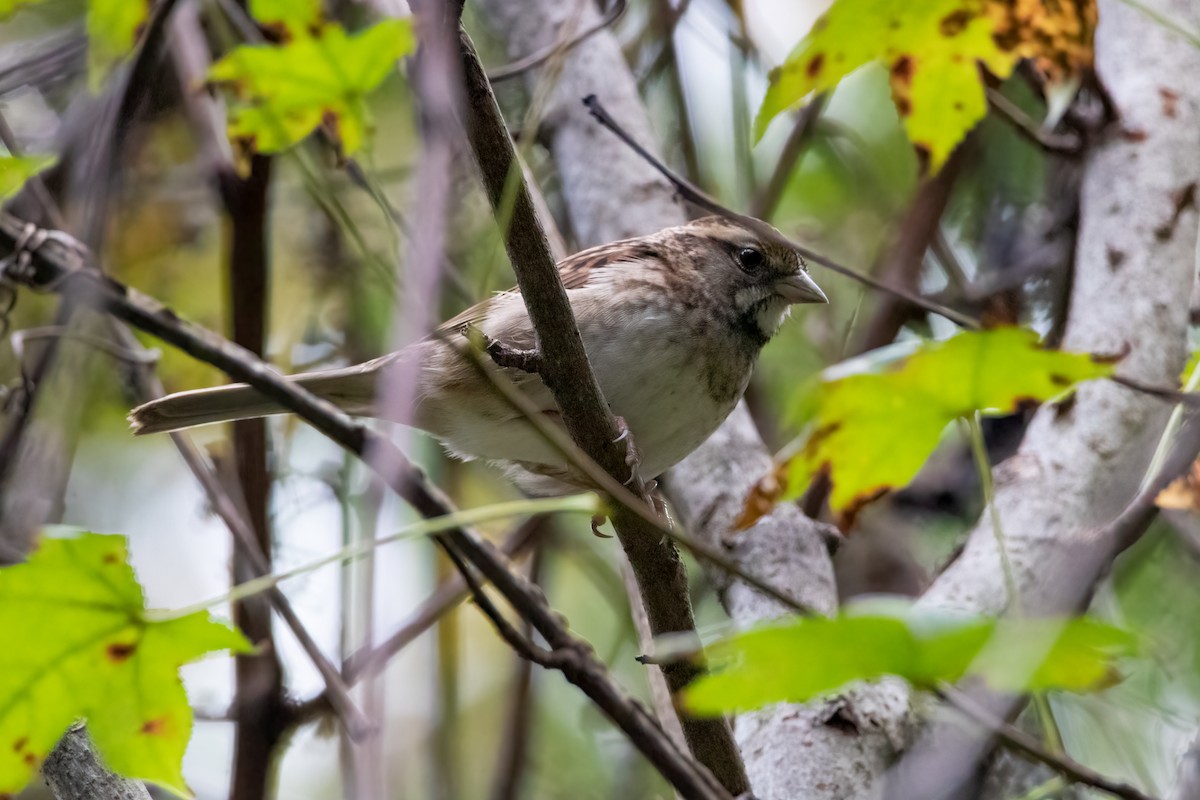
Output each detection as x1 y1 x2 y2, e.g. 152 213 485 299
475 0 1200 796
472 3 903 797
1170 733 1200 800
889 0 1200 796
923 0 1200 616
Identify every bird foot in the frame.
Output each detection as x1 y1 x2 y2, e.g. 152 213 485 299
590 512 613 538
611 415 642 488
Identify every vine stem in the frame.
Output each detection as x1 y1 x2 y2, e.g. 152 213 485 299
963 412 1065 752
964 411 1019 609
145 494 599 622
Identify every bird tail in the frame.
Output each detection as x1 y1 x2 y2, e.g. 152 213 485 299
128 367 377 435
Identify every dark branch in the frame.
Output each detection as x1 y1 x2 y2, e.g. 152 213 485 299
457 27 750 795
0 212 731 800
463 324 544 374
583 94 982 331
986 87 1083 156
937 686 1159 800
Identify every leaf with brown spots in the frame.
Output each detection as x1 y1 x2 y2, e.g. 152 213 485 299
0 532 250 797
742 328 1116 528
756 0 1096 170
207 19 416 159
683 600 1135 715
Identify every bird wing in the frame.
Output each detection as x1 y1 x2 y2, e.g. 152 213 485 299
435 238 662 335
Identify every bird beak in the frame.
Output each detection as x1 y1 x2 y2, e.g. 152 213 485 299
774 271 828 304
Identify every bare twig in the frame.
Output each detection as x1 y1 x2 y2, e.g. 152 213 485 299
488 543 544 800
457 28 749 795
936 686 1159 800
487 0 627 82
0 213 731 800
224 151 287 800
857 146 966 352
986 87 1083 156
750 94 827 220
583 95 982 331
292 518 546 728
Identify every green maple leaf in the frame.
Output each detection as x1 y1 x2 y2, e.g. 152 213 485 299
0 154 56 201
743 328 1116 526
0 532 250 796
208 19 416 156
683 602 1135 715
87 0 150 91
248 0 323 35
756 0 1016 170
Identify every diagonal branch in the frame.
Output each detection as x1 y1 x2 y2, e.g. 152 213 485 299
582 96 980 331
456 28 750 795
0 213 731 800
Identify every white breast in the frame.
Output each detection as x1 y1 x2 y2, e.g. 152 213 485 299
577 301 749 479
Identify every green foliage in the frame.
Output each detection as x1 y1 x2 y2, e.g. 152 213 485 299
0 532 250 796
743 328 1115 526
249 0 323 36
0 153 56 201
756 0 1096 170
208 19 416 158
683 602 1135 715
87 0 150 91
756 0 1015 170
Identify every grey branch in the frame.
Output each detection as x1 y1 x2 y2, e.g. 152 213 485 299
42 726 151 800
0 211 731 800
456 24 749 796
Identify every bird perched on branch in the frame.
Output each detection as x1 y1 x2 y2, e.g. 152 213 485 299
129 217 826 493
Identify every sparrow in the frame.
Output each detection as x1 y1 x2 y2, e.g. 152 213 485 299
129 217 827 494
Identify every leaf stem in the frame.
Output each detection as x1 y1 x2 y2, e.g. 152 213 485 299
1006 775 1066 800
146 494 599 622
1138 353 1200 495
964 411 1019 610
964 413 1067 755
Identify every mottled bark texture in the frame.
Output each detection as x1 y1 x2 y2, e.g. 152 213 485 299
476 0 1200 795
472 2 899 797
42 726 151 800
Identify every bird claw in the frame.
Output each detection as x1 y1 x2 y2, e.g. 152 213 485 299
590 512 612 538
611 415 642 488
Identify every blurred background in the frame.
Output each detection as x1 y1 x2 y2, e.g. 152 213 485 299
0 0 1196 797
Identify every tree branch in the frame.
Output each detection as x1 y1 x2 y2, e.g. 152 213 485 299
0 213 731 800
456 26 749 795
41 725 151 800
468 3 854 794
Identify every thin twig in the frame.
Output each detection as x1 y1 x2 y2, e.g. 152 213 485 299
487 0 627 82
292 517 548 728
749 94 827 220
986 88 1083 155
0 213 732 800
453 329 812 613
458 27 749 795
936 686 1159 800
583 95 982 331
488 543 543 800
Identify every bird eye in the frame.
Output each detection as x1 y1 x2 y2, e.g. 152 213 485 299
737 247 765 271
